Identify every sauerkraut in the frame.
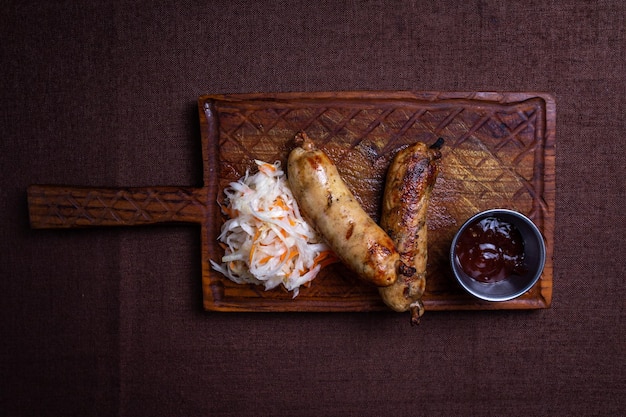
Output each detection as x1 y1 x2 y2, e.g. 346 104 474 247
210 160 335 297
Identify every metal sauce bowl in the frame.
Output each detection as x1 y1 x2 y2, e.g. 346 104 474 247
449 209 546 302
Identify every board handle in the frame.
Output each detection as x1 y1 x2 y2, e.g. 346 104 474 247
27 185 207 229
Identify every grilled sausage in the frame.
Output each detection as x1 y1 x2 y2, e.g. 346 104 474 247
287 132 399 287
379 140 442 324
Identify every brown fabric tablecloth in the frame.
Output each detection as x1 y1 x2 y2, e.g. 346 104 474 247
2 1 624 416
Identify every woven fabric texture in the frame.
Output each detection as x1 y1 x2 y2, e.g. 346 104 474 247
2 1 625 416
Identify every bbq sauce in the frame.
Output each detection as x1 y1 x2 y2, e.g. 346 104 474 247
455 216 526 283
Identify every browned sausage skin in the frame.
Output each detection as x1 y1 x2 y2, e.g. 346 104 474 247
379 140 442 324
287 132 399 287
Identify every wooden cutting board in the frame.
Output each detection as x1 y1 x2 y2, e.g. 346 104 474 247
28 91 555 313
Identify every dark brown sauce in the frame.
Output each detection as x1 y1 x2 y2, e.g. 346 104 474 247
455 216 526 283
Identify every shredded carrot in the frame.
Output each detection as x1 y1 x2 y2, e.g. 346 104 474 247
259 255 273 265
314 251 340 269
210 159 335 297
257 162 277 175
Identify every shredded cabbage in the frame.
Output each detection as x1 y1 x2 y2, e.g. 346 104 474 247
210 160 336 297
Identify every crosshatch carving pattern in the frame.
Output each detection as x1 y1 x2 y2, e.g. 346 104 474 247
208 94 554 310
26 92 554 312
28 187 206 227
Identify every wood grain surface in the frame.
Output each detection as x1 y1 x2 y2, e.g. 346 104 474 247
200 91 555 312
28 186 207 227
27 91 555 313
